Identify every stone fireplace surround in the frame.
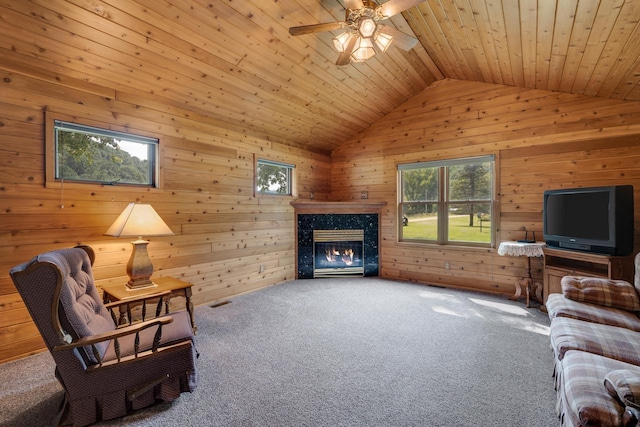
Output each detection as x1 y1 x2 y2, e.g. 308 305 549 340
291 200 387 279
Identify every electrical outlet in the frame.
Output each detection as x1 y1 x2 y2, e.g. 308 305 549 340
259 265 265 273
445 262 450 270
361 191 368 199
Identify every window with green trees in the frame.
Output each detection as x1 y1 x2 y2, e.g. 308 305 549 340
256 159 295 195
398 156 495 246
54 120 158 186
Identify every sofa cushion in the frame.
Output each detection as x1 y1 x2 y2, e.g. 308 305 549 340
605 369 640 411
560 350 629 427
561 276 640 312
550 317 640 365
546 293 640 332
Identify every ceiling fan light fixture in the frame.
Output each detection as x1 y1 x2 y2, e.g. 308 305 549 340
374 32 393 53
352 37 376 62
332 31 353 53
358 18 378 38
289 0 423 66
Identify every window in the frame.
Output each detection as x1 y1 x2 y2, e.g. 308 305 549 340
256 159 295 195
398 155 495 246
53 120 158 186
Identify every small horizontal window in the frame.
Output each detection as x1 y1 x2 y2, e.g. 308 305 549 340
54 120 158 186
256 159 295 195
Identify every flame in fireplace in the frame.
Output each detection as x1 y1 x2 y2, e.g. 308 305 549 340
342 248 354 265
325 246 355 265
325 247 338 262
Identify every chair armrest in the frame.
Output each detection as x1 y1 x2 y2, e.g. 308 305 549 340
53 316 174 350
52 315 175 364
94 341 193 373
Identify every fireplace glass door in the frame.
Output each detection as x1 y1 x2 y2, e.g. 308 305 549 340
313 230 364 277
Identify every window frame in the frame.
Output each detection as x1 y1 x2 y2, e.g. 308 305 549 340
398 155 496 248
255 158 296 196
45 111 161 189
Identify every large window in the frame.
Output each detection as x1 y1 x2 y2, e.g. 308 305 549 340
256 159 295 195
398 156 495 246
53 120 158 186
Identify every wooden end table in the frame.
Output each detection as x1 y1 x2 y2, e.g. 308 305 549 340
101 276 196 334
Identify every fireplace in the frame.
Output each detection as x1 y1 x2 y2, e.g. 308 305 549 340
291 200 386 279
313 230 364 277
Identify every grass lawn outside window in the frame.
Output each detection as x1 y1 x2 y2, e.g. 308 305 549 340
402 214 492 243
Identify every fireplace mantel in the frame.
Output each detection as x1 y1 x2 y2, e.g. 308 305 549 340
290 200 387 214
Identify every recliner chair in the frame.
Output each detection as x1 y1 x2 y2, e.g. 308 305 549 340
9 245 197 426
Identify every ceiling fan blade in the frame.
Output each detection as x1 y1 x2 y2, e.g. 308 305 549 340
289 21 344 36
343 0 365 9
336 35 358 66
378 0 426 17
379 26 418 50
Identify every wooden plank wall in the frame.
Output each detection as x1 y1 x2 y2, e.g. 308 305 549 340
331 78 640 295
0 69 331 364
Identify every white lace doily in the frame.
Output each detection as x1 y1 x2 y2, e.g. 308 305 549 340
498 241 546 257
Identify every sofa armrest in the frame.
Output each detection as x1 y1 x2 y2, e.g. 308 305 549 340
561 276 640 312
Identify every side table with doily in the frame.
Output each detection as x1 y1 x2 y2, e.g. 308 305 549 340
498 241 546 308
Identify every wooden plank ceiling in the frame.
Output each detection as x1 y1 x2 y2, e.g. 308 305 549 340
1 0 639 155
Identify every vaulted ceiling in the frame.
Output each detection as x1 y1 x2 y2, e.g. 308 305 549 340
1 0 639 155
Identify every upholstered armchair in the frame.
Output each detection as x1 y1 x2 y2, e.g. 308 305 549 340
9 245 197 426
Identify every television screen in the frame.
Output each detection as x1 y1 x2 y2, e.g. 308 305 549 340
543 185 633 256
545 191 610 241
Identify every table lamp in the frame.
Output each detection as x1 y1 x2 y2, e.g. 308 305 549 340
105 203 174 290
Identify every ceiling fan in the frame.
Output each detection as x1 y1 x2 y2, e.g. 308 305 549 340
289 0 426 65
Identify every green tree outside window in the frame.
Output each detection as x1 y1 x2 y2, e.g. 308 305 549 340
55 121 157 186
256 160 294 195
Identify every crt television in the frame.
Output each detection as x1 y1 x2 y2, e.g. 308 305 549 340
543 185 634 256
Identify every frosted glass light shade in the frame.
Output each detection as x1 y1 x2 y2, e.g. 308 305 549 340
358 18 377 38
374 32 393 53
352 37 376 62
333 32 352 53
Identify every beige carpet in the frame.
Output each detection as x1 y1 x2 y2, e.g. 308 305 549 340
0 277 557 426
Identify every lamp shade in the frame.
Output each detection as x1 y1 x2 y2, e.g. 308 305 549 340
105 203 174 238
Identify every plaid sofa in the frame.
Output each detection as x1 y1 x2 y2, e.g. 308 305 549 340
547 252 640 427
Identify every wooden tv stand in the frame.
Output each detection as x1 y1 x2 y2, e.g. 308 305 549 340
543 247 635 302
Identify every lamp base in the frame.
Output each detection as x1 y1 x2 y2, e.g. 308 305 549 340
125 278 158 290
125 239 157 290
